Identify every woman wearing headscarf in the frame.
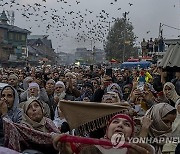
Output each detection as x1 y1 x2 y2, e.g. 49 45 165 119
0 85 22 145
3 98 59 154
75 82 94 102
106 83 123 100
21 98 59 133
101 91 121 104
162 83 180 153
52 114 155 154
0 85 22 123
163 82 180 107
141 103 176 154
22 76 34 91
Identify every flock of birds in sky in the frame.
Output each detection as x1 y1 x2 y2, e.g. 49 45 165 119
0 0 137 49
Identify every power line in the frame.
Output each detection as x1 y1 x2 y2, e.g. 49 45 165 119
162 23 180 30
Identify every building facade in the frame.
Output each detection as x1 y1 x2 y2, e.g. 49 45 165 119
75 47 105 64
27 35 56 65
0 10 30 66
56 51 75 65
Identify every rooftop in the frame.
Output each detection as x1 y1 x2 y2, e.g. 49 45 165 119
164 39 180 45
0 23 30 34
27 35 49 40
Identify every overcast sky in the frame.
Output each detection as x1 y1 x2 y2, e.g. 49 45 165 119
0 0 180 53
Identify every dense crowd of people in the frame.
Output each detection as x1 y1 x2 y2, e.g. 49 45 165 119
0 63 179 154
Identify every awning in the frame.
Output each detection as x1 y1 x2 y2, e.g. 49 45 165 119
159 43 180 71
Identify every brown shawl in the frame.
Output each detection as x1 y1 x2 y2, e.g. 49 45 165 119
60 100 129 135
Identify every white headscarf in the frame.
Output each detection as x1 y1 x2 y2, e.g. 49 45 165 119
163 82 180 107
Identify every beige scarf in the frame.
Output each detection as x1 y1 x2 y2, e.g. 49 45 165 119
163 82 180 105
60 100 129 134
21 98 48 132
145 102 175 138
145 103 175 154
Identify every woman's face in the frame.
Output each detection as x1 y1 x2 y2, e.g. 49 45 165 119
1 87 14 109
102 94 118 103
111 85 119 92
26 101 43 122
164 85 172 98
107 118 133 139
162 113 176 128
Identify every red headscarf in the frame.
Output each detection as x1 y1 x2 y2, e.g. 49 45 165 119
106 114 135 138
58 114 134 154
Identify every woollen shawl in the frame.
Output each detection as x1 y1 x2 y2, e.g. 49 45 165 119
60 100 129 134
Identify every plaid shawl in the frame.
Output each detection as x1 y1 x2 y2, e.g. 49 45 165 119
60 100 129 135
3 118 59 153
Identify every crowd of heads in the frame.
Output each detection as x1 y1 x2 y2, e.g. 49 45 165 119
0 63 179 153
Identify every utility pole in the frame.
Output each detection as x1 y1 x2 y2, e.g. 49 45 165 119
159 23 163 38
90 39 94 64
109 21 111 31
91 40 93 52
123 12 127 62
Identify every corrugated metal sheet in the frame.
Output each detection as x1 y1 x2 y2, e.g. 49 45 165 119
160 43 180 69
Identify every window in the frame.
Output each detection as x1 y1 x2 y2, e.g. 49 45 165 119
21 34 26 41
15 34 18 40
9 33 13 40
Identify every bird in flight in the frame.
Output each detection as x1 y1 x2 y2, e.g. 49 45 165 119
76 1 80 4
128 3 133 6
